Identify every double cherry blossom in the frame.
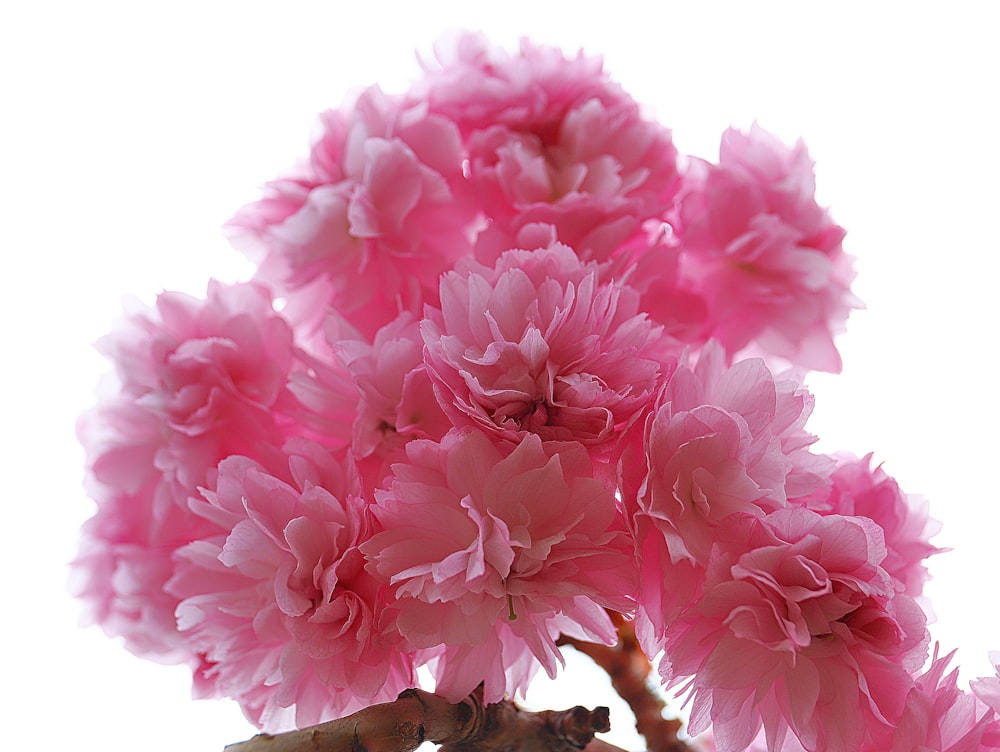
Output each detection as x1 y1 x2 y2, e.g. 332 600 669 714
75 32 998 750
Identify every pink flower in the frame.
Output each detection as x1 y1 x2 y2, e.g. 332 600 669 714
72 475 204 662
468 98 679 263
226 87 478 340
627 343 830 622
673 124 859 372
421 239 669 454
73 281 299 664
611 228 712 345
813 453 942 598
282 315 368 459
418 32 634 137
860 645 1000 751
972 652 1000 716
90 281 299 487
361 428 637 703
628 346 832 652
420 33 678 263
661 509 929 752
335 312 451 491
75 34 966 743
167 443 415 730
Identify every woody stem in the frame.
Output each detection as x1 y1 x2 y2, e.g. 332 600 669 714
558 616 692 752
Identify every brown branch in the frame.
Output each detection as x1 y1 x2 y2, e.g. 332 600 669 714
224 688 621 752
558 617 691 752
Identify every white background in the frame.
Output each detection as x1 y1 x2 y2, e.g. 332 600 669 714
2 3 998 750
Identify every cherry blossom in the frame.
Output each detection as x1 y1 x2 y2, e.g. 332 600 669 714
625 343 831 644
71 34 995 751
168 444 415 730
422 239 669 455
226 87 478 340
74 281 300 664
661 509 928 752
672 124 859 372
335 311 451 491
361 428 636 703
812 453 942 598
420 32 678 263
859 645 1000 752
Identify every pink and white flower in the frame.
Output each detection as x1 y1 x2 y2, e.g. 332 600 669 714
72 35 952 747
74 281 299 664
335 311 451 491
226 87 478 340
973 652 1000 717
420 33 678 264
362 428 637 703
418 32 635 137
627 343 831 644
859 645 1000 752
661 509 929 752
673 124 859 372
421 239 669 454
168 443 415 730
813 453 942 599
467 97 679 263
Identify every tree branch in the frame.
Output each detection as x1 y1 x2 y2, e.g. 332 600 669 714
558 617 691 752
224 688 623 752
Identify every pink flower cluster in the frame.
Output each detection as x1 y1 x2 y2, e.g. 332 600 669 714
75 32 997 750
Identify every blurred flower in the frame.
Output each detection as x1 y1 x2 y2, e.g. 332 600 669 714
673 124 860 372
74 281 299 665
857 645 1000 752
420 32 678 263
226 87 478 340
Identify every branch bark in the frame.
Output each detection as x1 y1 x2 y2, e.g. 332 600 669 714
224 688 623 752
558 617 691 752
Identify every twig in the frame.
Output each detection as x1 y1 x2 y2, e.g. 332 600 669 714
224 688 622 752
558 617 691 752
